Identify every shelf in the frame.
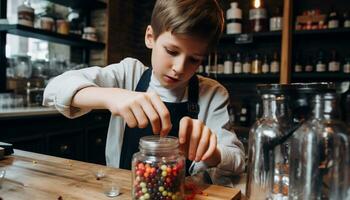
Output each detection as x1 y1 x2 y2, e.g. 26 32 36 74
292 72 350 82
220 28 350 44
46 0 107 10
198 73 280 82
294 28 350 37
0 24 105 49
220 31 282 44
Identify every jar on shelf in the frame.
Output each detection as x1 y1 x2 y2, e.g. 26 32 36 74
40 15 55 32
12 55 32 79
131 136 185 200
56 19 70 35
82 27 98 41
17 0 35 27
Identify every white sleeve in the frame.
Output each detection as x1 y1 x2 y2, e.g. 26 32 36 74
191 77 245 184
43 57 147 118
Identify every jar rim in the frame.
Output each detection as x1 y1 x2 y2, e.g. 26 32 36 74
139 136 179 151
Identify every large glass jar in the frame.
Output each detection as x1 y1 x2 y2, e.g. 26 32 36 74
132 136 185 200
246 84 293 200
289 93 350 200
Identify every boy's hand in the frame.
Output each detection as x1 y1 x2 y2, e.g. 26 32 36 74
178 116 221 167
105 89 172 136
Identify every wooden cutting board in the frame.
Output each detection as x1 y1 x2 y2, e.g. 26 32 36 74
0 150 241 200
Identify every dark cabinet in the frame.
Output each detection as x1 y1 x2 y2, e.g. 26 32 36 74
86 126 108 165
48 129 84 160
0 110 110 164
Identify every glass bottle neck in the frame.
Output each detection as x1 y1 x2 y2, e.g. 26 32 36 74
262 94 289 119
311 94 339 120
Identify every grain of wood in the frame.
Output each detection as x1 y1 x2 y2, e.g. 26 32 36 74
0 150 240 200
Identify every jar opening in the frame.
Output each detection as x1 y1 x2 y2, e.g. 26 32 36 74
139 136 179 152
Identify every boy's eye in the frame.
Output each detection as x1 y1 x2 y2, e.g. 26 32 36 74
164 47 178 56
189 57 201 64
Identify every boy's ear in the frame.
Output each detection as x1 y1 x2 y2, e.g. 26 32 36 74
145 25 154 49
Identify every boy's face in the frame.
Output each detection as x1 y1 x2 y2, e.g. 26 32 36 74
145 26 208 89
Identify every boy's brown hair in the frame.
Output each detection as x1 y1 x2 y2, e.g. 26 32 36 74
151 0 224 51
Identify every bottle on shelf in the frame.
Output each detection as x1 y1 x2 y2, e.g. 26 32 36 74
261 54 270 73
294 53 303 73
343 55 350 74
17 0 35 27
270 51 280 73
328 50 340 72
249 0 267 32
270 6 283 31
305 55 314 72
315 50 327 72
251 53 262 74
243 54 252 74
224 53 234 74
343 11 350 28
239 102 250 126
327 7 340 29
226 2 242 34
234 52 243 74
217 54 225 74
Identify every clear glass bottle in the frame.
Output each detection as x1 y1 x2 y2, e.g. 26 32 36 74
132 136 185 200
246 85 293 200
289 93 350 200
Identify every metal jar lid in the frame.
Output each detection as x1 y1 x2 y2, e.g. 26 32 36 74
139 136 179 152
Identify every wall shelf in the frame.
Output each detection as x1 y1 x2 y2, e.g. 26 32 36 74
198 73 280 82
0 24 105 49
46 0 107 10
220 31 282 44
292 72 350 82
294 28 350 37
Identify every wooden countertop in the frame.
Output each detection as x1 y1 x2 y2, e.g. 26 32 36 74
0 150 241 200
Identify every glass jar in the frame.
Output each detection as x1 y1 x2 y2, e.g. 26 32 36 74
13 55 32 78
289 93 350 200
246 84 293 200
132 136 185 200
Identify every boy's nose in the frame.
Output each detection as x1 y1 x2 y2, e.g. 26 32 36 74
172 57 186 74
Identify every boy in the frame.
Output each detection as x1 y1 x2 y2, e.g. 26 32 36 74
43 0 245 186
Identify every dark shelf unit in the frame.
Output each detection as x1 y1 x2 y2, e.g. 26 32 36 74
0 0 107 92
46 0 107 10
0 24 105 49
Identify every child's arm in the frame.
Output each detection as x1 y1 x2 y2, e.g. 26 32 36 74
43 58 171 135
72 87 172 135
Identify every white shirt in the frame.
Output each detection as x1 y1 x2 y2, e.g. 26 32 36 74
43 57 245 186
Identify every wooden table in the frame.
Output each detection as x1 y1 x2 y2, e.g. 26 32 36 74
0 150 241 200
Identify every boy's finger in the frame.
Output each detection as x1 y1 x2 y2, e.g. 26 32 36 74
179 117 191 144
121 108 138 128
130 103 149 128
201 133 217 161
140 100 161 134
149 93 172 136
194 126 210 162
188 120 202 161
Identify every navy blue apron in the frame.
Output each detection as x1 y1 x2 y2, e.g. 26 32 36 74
119 68 199 174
